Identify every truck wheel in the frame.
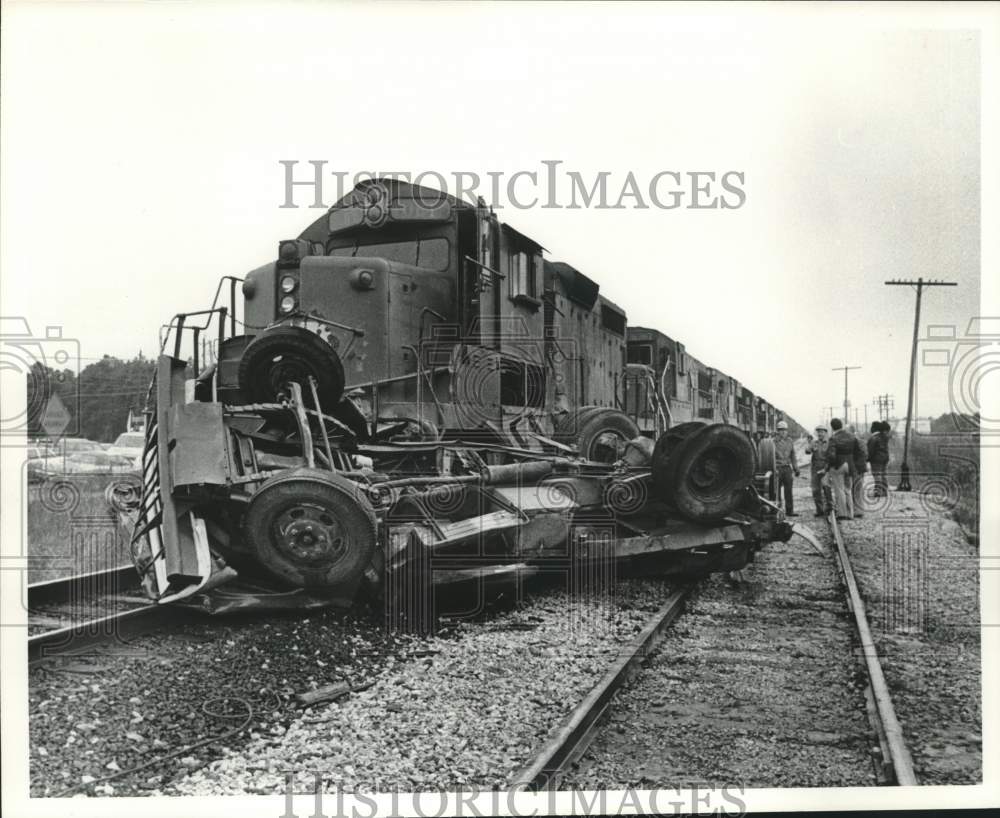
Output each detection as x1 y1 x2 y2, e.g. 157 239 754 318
663 424 757 522
651 421 707 501
238 325 345 409
756 437 777 501
570 408 640 463
243 468 376 589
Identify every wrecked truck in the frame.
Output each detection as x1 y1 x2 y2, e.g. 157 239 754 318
121 179 796 615
122 352 793 615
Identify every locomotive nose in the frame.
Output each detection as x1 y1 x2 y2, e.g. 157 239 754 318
237 325 346 409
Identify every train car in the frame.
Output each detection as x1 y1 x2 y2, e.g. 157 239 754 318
624 326 706 429
625 327 774 435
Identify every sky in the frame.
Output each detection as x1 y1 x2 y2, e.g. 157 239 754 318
1 2 992 429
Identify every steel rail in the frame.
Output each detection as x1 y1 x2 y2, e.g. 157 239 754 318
510 585 693 790
28 603 190 664
827 511 918 786
27 564 140 607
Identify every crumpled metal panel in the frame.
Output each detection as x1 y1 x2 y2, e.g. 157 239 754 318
173 582 354 614
169 402 230 487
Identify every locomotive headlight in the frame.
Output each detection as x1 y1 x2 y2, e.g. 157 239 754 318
279 295 296 313
280 275 297 294
351 267 376 290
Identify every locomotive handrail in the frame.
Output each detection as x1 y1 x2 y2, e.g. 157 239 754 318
619 366 669 435
158 274 244 374
402 343 447 430
464 254 506 291
658 360 674 426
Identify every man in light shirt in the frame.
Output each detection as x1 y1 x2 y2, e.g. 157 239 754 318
773 420 800 516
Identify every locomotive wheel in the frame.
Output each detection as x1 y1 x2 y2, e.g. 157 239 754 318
572 408 640 463
756 437 777 501
238 325 345 409
650 421 707 500
663 424 757 522
243 468 376 589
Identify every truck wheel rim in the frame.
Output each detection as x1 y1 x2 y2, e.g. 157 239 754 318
588 428 629 462
273 502 347 564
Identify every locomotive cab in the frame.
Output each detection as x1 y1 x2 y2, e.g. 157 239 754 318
205 179 642 461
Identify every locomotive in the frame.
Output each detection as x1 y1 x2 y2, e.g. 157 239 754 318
126 179 797 611
227 180 787 446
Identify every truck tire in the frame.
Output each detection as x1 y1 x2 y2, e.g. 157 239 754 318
650 422 707 501
558 407 639 463
238 325 345 409
756 437 777 501
660 424 757 522
243 468 376 589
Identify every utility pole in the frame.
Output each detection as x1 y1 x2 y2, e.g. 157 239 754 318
824 405 837 425
885 278 957 490
831 366 861 426
875 393 895 421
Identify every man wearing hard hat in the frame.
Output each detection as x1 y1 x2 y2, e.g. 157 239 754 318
773 420 800 516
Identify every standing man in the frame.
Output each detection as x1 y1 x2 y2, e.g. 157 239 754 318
867 420 891 499
804 424 831 517
773 420 800 516
849 425 867 518
826 418 857 520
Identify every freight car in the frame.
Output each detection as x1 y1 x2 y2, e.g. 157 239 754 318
126 179 799 609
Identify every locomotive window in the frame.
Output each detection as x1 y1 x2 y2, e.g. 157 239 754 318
329 238 450 271
510 251 534 297
415 238 449 270
627 344 653 365
601 305 626 336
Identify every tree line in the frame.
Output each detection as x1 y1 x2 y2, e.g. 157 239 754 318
26 355 156 443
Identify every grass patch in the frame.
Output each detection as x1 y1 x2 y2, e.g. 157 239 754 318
27 474 137 582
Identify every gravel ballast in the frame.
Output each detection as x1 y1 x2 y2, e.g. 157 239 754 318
31 475 979 795
171 581 675 794
565 482 879 789
837 482 981 784
31 578 678 796
30 606 418 797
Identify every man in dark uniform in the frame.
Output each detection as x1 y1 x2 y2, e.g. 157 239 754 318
867 420 891 499
826 418 863 519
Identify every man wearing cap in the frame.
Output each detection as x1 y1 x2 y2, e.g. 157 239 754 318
773 420 800 516
804 424 832 517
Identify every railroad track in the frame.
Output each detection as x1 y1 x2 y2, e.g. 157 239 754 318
511 584 694 790
826 511 918 786
27 564 184 664
514 512 919 790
